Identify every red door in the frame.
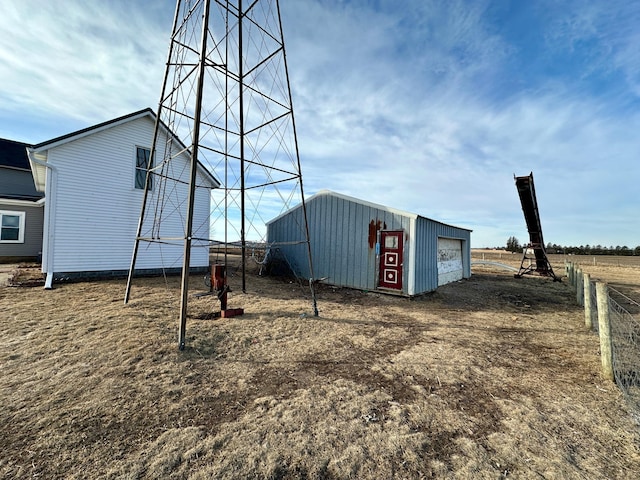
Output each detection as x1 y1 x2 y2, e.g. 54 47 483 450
379 231 403 290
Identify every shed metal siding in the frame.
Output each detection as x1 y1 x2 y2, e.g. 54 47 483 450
413 217 471 293
268 191 471 296
268 191 414 292
267 202 306 277
44 116 210 274
319 193 409 291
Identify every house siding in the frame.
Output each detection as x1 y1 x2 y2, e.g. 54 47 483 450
44 116 210 275
0 202 44 259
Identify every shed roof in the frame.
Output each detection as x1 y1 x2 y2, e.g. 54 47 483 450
268 189 472 232
0 138 32 171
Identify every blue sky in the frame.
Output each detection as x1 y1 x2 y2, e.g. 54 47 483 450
1 0 639 248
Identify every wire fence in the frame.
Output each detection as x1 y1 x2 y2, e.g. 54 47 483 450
576 264 640 415
608 288 640 397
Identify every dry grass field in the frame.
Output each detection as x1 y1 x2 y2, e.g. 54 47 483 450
472 250 640 307
2 258 640 479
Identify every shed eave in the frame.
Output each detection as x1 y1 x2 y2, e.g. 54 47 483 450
416 214 473 233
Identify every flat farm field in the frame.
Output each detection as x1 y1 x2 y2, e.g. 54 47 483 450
2 262 640 479
472 250 640 303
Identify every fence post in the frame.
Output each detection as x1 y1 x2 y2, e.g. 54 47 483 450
583 273 592 330
576 267 584 306
595 282 614 381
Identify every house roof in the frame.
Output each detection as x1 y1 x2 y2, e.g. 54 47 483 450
31 108 156 151
28 108 220 191
0 138 44 202
0 138 32 171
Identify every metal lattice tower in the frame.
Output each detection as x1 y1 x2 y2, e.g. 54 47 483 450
124 0 318 349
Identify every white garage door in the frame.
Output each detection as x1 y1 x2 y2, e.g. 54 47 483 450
437 237 463 286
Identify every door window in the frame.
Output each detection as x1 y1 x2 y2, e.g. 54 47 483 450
385 235 398 249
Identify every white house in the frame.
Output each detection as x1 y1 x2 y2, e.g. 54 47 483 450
27 109 218 285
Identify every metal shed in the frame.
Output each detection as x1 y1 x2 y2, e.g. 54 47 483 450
266 190 472 296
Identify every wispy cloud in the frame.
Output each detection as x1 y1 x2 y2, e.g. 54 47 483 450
0 0 638 247
280 0 640 247
0 0 169 133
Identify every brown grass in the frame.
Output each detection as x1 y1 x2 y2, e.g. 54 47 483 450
472 250 640 308
2 261 640 479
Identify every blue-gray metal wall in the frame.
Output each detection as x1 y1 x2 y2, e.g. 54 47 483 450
413 217 471 293
267 191 470 295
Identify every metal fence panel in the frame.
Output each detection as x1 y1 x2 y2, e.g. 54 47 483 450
608 290 640 411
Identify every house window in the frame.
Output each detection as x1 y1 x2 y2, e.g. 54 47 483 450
0 211 25 243
135 147 153 190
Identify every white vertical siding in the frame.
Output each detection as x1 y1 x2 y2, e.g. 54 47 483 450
45 116 211 274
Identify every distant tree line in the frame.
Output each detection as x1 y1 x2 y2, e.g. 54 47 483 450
545 243 640 256
503 237 640 256
506 236 522 253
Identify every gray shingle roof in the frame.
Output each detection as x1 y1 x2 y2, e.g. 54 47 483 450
0 138 32 171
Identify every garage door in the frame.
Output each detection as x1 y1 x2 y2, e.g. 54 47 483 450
437 237 463 286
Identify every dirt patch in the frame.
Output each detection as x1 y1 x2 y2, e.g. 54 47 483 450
1 263 640 479
2 262 44 287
